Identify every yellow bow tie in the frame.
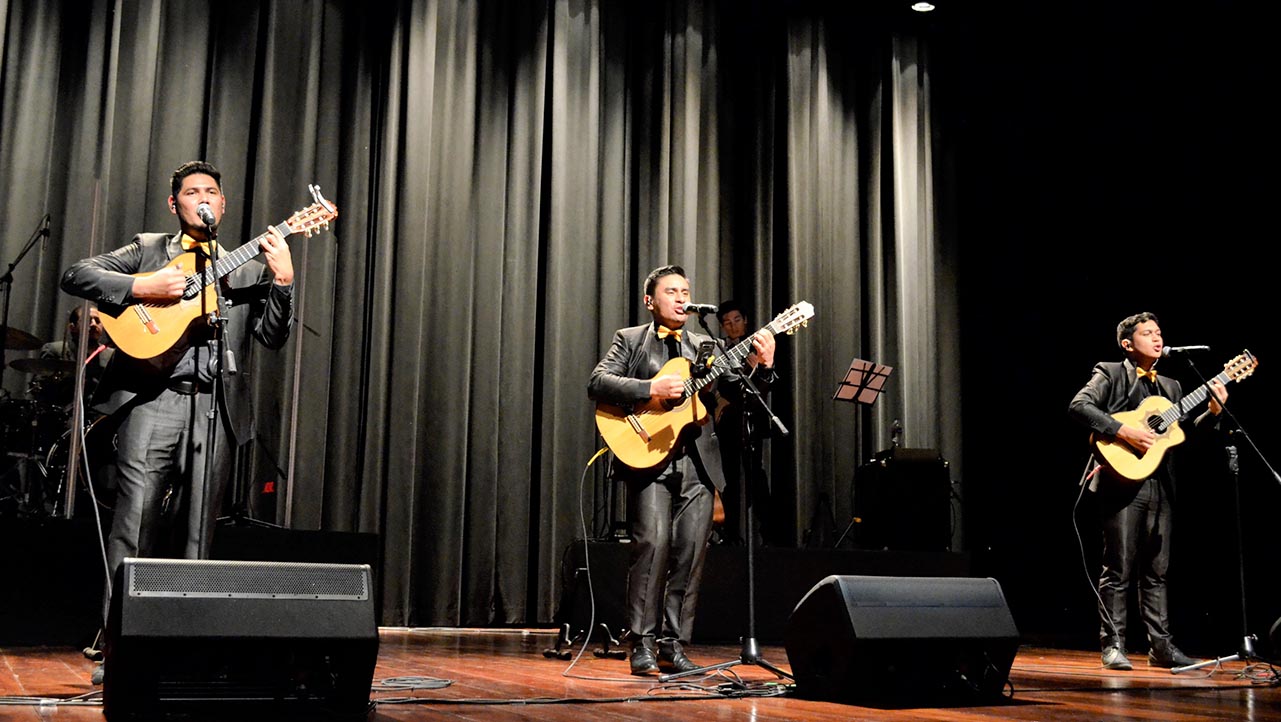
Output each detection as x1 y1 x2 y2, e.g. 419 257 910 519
656 325 682 343
1136 366 1158 383
179 234 217 253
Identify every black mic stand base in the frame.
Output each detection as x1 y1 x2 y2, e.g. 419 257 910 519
658 636 794 683
1170 634 1260 675
661 373 793 685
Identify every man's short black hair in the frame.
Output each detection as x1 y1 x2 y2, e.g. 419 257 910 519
1117 311 1159 351
716 299 746 324
170 161 222 199
644 265 686 297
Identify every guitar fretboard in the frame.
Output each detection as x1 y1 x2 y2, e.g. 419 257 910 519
680 320 785 397
186 220 291 295
1149 370 1231 430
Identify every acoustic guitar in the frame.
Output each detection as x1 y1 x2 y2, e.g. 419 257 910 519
99 185 337 359
1091 350 1258 481
595 301 814 470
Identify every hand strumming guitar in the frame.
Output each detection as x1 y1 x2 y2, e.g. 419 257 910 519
650 374 684 400
1117 424 1157 452
131 262 188 301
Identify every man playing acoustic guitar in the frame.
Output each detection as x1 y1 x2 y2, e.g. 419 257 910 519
589 265 774 675
1068 311 1225 671
61 161 295 683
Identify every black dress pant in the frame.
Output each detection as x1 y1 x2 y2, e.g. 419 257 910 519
103 387 232 623
625 456 714 644
1097 476 1172 650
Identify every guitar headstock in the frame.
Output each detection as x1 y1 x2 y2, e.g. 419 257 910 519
284 184 339 238
1225 350 1259 383
768 301 815 336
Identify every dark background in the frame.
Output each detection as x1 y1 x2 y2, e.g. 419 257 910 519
942 1 1280 653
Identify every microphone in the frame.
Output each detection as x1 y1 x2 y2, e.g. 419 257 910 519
682 303 718 315
1162 345 1210 356
196 202 217 227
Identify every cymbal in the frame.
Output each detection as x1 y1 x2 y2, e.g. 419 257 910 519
8 357 75 375
3 327 43 350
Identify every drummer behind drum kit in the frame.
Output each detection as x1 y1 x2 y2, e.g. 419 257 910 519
1 326 117 518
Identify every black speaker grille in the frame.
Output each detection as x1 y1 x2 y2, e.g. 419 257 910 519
126 558 369 600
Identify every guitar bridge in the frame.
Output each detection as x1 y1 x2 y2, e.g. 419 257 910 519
133 305 159 335
626 414 651 443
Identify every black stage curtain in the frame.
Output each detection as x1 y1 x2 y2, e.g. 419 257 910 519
0 0 956 626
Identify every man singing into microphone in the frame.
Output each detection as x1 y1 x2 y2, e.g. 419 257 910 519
1068 311 1225 671
60 161 295 683
589 265 774 675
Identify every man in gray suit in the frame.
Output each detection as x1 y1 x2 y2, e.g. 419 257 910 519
61 161 295 677
589 265 774 675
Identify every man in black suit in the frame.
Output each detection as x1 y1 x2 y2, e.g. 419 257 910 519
61 161 295 679
1068 311 1224 671
588 265 774 675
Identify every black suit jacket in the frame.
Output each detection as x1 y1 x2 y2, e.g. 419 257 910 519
1068 358 1215 485
60 232 294 445
588 322 731 491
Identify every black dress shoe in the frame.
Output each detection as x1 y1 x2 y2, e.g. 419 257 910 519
1102 645 1133 670
1149 644 1197 668
630 639 659 675
658 640 699 674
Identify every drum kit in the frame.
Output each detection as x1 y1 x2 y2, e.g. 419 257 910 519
2 326 116 518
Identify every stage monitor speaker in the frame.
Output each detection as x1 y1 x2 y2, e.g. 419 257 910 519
784 575 1019 705
103 558 379 721
854 448 951 551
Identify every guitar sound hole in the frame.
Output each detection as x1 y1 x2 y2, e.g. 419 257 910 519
1147 416 1166 434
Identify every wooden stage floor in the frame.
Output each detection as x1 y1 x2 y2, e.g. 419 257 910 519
2 628 1279 720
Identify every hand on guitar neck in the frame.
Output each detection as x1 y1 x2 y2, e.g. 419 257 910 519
1206 378 1228 415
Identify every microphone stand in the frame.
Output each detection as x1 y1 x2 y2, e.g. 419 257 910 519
196 219 229 559
661 357 793 684
1 215 49 394
1171 434 1261 674
1164 353 1278 675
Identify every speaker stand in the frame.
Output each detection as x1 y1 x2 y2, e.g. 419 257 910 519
660 374 793 684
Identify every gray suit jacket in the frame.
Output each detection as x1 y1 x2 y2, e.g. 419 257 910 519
60 232 293 445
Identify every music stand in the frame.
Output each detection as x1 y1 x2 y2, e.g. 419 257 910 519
832 358 892 548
